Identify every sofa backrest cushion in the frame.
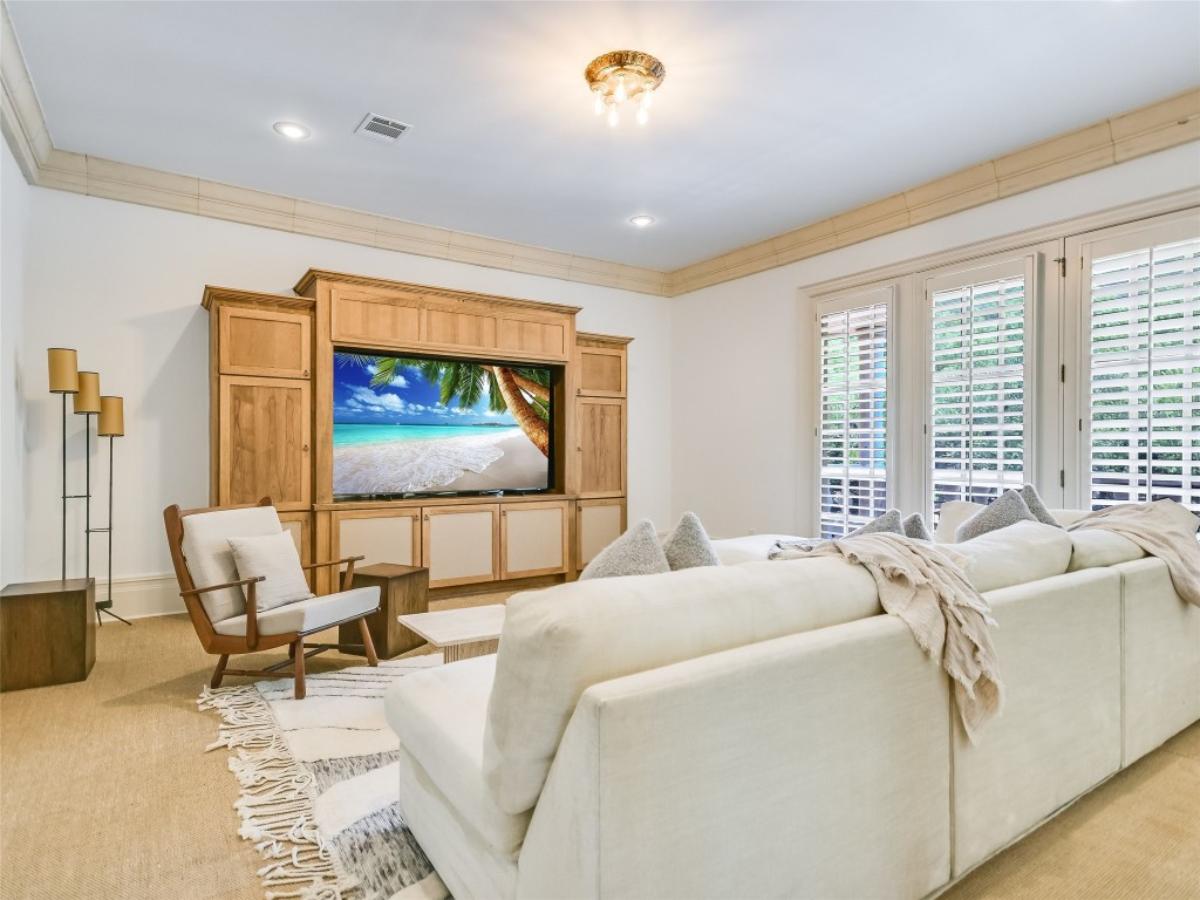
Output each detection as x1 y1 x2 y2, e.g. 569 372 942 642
181 505 283 623
1067 529 1146 572
483 556 882 815
711 534 808 565
952 521 1073 593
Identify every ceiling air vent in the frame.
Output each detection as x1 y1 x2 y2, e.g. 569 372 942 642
355 113 411 143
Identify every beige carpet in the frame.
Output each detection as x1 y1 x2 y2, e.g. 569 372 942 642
1 613 1197 900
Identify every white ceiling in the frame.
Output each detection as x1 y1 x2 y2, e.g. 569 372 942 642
9 1 1200 271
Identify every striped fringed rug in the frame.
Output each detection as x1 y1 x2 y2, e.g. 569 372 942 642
199 657 451 900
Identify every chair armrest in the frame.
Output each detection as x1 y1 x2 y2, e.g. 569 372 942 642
302 555 365 591
180 575 265 597
300 556 365 572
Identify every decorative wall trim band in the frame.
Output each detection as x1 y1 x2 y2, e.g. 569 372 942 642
2 5 1197 299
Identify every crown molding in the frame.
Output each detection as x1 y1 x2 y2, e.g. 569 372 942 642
3 3 1197 301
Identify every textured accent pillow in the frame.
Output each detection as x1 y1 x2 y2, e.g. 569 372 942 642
661 512 720 571
903 513 932 541
579 520 671 580
227 532 313 612
847 508 904 537
1019 484 1060 527
954 490 1035 543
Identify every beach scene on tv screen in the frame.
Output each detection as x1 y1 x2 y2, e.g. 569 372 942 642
333 352 551 495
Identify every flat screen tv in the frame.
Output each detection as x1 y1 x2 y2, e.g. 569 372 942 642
333 350 554 499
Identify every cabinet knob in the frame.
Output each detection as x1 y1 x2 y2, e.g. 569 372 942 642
302 444 309 452
303 369 309 377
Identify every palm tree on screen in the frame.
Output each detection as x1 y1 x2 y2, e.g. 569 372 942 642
340 354 550 456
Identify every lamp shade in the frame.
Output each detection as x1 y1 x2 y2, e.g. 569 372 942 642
73 371 101 414
48 348 79 394
98 395 124 437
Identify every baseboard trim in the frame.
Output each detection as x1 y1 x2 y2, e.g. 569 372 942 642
101 573 184 620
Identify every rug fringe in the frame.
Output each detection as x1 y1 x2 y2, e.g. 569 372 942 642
199 684 362 900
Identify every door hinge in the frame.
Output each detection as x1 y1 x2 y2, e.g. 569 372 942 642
1053 256 1066 278
1059 470 1065 489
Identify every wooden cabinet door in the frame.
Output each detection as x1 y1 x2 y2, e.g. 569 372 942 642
577 398 625 497
219 376 311 510
278 511 313 589
501 501 568 579
334 510 421 568
577 499 626 568
421 504 499 588
331 288 421 347
219 306 311 378
577 346 626 397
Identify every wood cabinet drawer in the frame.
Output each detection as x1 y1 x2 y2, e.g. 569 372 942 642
219 306 311 378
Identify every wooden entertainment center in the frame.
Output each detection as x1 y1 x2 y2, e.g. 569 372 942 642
202 269 630 597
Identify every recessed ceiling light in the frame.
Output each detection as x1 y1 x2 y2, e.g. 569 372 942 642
273 121 311 141
629 215 655 228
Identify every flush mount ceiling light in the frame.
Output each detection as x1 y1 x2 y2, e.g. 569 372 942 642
272 121 311 141
585 50 665 128
629 215 655 228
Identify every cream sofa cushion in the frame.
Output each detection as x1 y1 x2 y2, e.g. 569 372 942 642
711 534 805 565
484 556 882 815
1067 529 1146 571
228 532 313 611
935 501 984 543
385 655 531 858
952 521 1073 593
181 506 283 622
213 586 378 636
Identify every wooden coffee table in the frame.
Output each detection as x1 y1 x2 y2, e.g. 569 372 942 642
398 604 506 663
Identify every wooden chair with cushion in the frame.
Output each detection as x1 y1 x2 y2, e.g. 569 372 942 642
163 497 379 699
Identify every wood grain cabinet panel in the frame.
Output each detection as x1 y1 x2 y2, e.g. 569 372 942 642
219 306 311 378
577 398 626 497
278 511 313 589
335 510 421 568
219 376 311 509
496 318 567 360
577 499 626 568
421 504 499 588
424 307 497 352
501 501 568 579
578 347 626 396
332 289 421 346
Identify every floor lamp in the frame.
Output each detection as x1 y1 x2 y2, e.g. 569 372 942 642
74 370 100 580
47 349 79 581
96 396 131 627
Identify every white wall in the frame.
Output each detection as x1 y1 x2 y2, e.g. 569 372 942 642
1 138 30 586
10 185 671 613
671 141 1200 539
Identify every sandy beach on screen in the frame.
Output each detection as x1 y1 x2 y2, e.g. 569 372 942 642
334 428 548 494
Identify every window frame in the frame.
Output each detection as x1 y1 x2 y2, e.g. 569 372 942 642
1063 208 1200 510
810 282 898 537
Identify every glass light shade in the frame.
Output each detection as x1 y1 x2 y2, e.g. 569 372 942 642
48 348 79 394
98 395 124 437
73 371 101 414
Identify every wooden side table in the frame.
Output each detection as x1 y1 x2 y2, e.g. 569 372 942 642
340 564 429 659
1 578 96 691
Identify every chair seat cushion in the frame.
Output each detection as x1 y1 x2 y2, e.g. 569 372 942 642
213 586 379 637
384 655 531 858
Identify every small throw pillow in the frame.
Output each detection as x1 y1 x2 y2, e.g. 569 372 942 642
661 512 720 571
227 532 313 612
903 513 932 541
1019 484 1060 527
847 508 904 537
580 520 671 580
955 490 1035 543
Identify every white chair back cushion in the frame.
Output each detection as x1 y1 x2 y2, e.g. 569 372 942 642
228 532 313 611
952 520 1073 593
483 556 882 815
181 506 283 623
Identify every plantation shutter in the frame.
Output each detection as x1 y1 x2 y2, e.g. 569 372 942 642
819 290 890 538
927 258 1031 517
1086 226 1200 512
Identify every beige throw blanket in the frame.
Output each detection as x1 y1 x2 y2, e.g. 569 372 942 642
778 533 1003 742
1068 500 1200 607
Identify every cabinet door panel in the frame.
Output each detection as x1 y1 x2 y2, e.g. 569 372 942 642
336 511 420 568
219 306 311 378
220 376 310 509
577 398 625 497
278 511 313 589
422 505 499 588
496 318 567 360
577 500 626 568
332 289 421 346
578 347 625 396
424 308 496 351
501 502 568 579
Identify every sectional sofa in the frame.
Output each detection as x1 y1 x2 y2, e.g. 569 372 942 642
383 516 1200 899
